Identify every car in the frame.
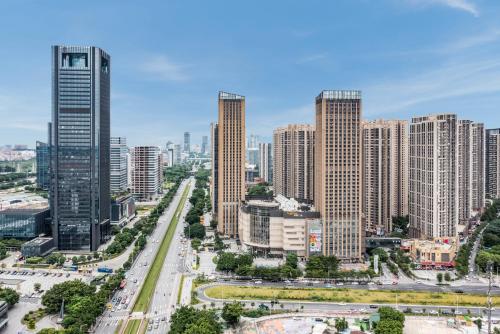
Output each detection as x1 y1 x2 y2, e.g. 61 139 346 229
149 319 154 324
351 282 359 285
413 309 423 314
312 280 320 284
415 280 422 284
147 325 152 331
325 284 333 288
429 310 438 315
254 280 262 284
369 305 378 309
161 317 166 321
367 282 375 285
117 305 122 310
66 273 70 278
154 323 159 329
392 281 398 285
338 302 346 306
336 282 344 286
454 310 463 315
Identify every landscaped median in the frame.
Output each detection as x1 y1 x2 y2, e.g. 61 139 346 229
204 285 498 307
122 319 143 334
132 182 191 312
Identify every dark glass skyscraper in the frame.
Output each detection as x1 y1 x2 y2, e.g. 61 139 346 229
51 45 111 251
36 141 50 190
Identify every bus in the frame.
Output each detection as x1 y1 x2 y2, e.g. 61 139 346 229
119 279 126 289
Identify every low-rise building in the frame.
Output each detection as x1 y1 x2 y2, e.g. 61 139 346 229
239 195 320 259
402 237 458 268
0 203 50 239
21 237 56 258
0 301 7 330
111 193 136 227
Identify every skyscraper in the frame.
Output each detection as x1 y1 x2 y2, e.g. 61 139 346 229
131 146 163 201
315 90 362 261
273 124 314 202
201 135 208 155
51 45 111 251
110 137 128 194
174 144 182 164
457 121 485 223
362 119 408 236
36 141 50 191
486 129 500 199
259 143 272 184
210 122 219 218
216 92 245 237
409 114 458 239
184 132 191 153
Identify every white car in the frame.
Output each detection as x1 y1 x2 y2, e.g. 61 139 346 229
254 280 262 284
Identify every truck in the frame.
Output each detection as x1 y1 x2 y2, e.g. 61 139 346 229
119 279 127 289
63 265 78 272
97 267 113 274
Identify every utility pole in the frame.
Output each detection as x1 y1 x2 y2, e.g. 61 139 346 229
487 261 493 334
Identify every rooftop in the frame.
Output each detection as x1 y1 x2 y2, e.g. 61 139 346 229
219 91 245 100
316 90 361 100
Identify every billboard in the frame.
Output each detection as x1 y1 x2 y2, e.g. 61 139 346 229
308 221 322 254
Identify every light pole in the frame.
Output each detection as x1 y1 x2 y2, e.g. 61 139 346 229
487 261 493 334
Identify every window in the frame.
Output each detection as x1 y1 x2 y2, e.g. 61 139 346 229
62 53 88 68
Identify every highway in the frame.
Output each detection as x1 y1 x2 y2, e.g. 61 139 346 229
94 178 192 334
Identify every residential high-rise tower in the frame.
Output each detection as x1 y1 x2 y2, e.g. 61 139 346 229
259 143 272 184
110 137 128 194
131 146 163 201
486 129 500 199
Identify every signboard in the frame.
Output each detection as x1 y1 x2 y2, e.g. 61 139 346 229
374 254 379 274
308 221 322 254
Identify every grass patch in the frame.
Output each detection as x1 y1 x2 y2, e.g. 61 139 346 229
22 308 46 329
132 184 191 312
123 319 141 334
114 320 123 334
177 275 185 304
205 285 498 307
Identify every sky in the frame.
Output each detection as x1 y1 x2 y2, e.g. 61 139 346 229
1 0 500 147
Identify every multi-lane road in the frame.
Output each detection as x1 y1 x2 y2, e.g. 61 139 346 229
94 177 193 334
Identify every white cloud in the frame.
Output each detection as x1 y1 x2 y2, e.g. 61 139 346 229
407 0 479 16
139 55 189 82
296 53 328 64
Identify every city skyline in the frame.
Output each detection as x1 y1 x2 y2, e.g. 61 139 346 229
2 1 500 146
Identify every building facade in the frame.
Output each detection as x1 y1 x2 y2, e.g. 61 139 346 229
216 92 245 237
315 90 363 261
110 137 128 194
201 135 208 155
362 119 408 236
486 129 500 199
51 45 111 251
210 122 219 218
36 141 50 190
131 146 163 201
184 132 191 153
259 143 272 184
111 194 136 227
0 206 50 239
273 124 315 202
409 114 458 239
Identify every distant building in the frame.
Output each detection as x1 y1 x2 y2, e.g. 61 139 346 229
239 195 320 259
111 194 136 227
409 114 458 239
315 91 363 261
210 122 219 218
110 137 128 194
273 124 315 203
401 237 458 269
216 92 245 237
131 146 163 201
486 129 500 199
247 147 260 166
166 148 174 167
36 141 50 190
259 143 272 184
51 45 111 251
362 119 408 236
184 132 191 153
174 144 182 164
21 237 56 258
201 135 208 155
0 205 50 239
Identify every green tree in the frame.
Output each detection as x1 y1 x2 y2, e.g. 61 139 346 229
209 220 218 229
191 238 202 251
71 256 78 265
379 306 405 324
286 253 298 269
41 280 96 314
0 288 19 306
374 320 403 334
0 242 7 259
185 223 206 239
93 252 100 259
222 301 243 327
335 317 349 332
34 283 41 292
216 252 237 272
444 272 451 282
437 272 443 283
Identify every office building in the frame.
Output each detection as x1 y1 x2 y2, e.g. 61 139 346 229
457 121 485 223
201 135 208 155
111 194 136 227
110 137 128 194
216 92 245 237
36 141 50 190
210 122 219 218
174 144 182 164
259 143 272 184
239 195 320 259
409 114 458 239
486 129 500 199
166 148 174 167
362 119 408 236
21 237 56 258
131 146 163 201
247 147 260 166
315 90 363 261
273 124 315 202
184 132 191 153
0 204 50 239
51 45 111 251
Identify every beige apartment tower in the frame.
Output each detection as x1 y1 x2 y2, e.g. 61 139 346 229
486 130 500 199
362 119 408 236
216 92 246 237
457 121 485 223
409 114 458 239
315 90 363 261
273 124 315 202
130 146 163 201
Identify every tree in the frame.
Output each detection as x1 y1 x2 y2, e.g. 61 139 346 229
93 252 100 259
0 242 7 259
216 252 237 272
41 280 96 314
444 272 451 282
222 301 243 327
185 223 206 239
286 253 298 269
71 256 78 265
34 283 41 292
374 319 403 334
191 238 202 251
379 306 405 324
437 272 443 283
0 287 19 306
170 306 222 334
210 219 218 230
335 317 349 332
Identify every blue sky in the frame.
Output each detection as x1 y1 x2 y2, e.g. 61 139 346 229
1 0 500 147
